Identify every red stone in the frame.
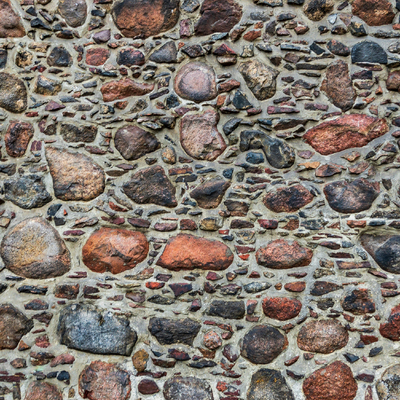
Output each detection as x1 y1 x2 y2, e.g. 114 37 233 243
138 379 159 395
86 48 110 66
380 305 400 340
352 0 395 26
284 281 306 292
101 78 154 102
262 297 302 321
5 121 34 158
24 381 62 400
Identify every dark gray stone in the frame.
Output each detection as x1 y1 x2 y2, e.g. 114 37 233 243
47 46 72 67
207 300 245 319
60 123 97 143
164 376 213 400
351 41 388 64
248 369 294 400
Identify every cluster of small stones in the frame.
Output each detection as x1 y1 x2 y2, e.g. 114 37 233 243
3 0 400 399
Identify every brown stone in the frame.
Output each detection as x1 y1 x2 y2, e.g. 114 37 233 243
174 62 217 102
45 146 105 201
263 184 314 213
132 349 149 372
180 110 226 161
0 217 71 279
194 0 242 36
262 297 302 321
58 0 87 27
0 0 25 38
101 78 154 102
380 305 400 341
82 227 149 274
304 114 389 156
0 72 27 113
115 125 160 161
138 379 159 395
79 361 131 400
303 0 334 21
190 178 230 208
341 289 376 315
5 121 33 158
387 70 400 91
321 60 356 111
297 320 349 354
303 361 357 400
256 239 313 269
112 0 179 39
24 381 62 400
352 0 395 26
86 48 110 66
156 233 234 271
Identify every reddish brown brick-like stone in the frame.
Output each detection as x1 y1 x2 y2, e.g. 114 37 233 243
263 185 314 213
5 121 33 158
352 0 395 26
24 381 63 400
101 78 154 102
380 305 400 340
262 297 302 321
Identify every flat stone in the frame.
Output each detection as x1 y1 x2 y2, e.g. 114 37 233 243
79 361 131 400
34 75 61 96
310 281 341 296
122 165 177 207
263 185 314 213
208 300 245 319
58 304 137 355
117 48 145 66
190 178 230 208
149 41 177 63
112 0 180 39
58 0 87 27
352 0 395 26
327 39 350 56
0 304 33 350
297 319 349 354
82 227 149 274
341 289 376 315
5 121 33 157
138 379 159 395
86 48 110 66
60 123 97 143
0 72 27 113
148 317 201 345
163 377 213 400
303 361 358 400
351 41 388 64
0 217 71 279
156 233 233 271
114 125 160 160
174 62 217 102
303 0 334 21
241 325 288 364
47 46 72 67
248 369 294 400
380 305 400 340
304 114 389 155
46 147 105 201
376 364 400 399
256 239 313 269
101 78 154 102
24 382 62 400
262 297 302 321
324 178 380 213
387 70 400 91
0 0 25 38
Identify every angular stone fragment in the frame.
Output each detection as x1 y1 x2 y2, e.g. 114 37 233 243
262 297 302 321
148 317 200 345
174 62 217 102
101 78 154 102
58 304 137 355
117 48 144 66
248 369 294 400
194 0 242 36
303 361 357 400
46 147 105 201
58 0 87 27
4 175 51 209
376 364 400 399
208 300 245 319
5 121 33 157
112 0 180 39
341 289 375 315
263 185 314 213
34 75 61 96
303 0 334 21
0 72 27 113
47 46 72 67
149 41 177 63
82 227 149 274
0 0 25 38
380 305 400 340
321 61 356 111
352 0 395 26
164 377 213 400
256 239 313 269
24 382 62 400
387 70 400 91
156 233 233 271
114 125 160 160
190 178 230 209
238 60 279 101
324 179 380 214
60 123 97 143
241 325 288 364
0 217 71 279
297 319 348 354
351 41 388 64
304 114 389 155
123 165 177 207
310 281 341 296
180 110 226 160
0 304 33 350
79 361 131 400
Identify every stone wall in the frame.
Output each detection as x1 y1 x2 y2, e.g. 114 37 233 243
0 0 400 399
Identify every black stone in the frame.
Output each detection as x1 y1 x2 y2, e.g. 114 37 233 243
232 90 252 110
149 41 177 63
47 46 72 67
351 41 388 64
247 369 294 400
207 300 245 319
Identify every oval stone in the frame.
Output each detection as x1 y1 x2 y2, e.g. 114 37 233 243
262 297 302 321
58 0 87 27
376 364 400 399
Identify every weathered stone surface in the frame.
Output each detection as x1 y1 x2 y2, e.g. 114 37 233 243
324 179 380 214
376 364 400 399
194 0 242 36
190 178 230 208
24 382 62 400
117 49 145 66
156 233 233 271
149 41 177 63
164 377 213 400
341 289 376 315
58 304 137 355
46 147 105 201
82 227 149 274
0 217 71 279
387 70 400 91
114 125 160 160
303 361 358 400
47 46 72 67
101 78 154 102
297 319 349 354
174 62 217 102
0 0 25 38
241 325 288 364
123 165 177 207
0 304 33 350
208 300 245 319
58 0 87 27
256 239 313 269
112 0 180 39
60 123 97 143
247 369 294 400
238 60 279 101
304 114 389 155
321 61 355 111
34 75 61 96
86 48 110 66
303 0 334 21
148 317 200 345
5 121 33 157
352 0 395 27
262 297 302 321
79 361 131 400
380 305 400 340
351 41 388 64
0 73 27 113
263 185 314 213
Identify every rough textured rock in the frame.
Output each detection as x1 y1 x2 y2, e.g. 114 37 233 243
341 289 376 315
0 73 27 113
0 0 25 38
58 0 87 27
380 305 400 340
46 147 105 201
247 369 294 400
24 382 63 400
263 185 314 213
190 178 230 208
4 121 33 157
101 78 154 102
47 46 72 67
60 123 97 143
352 0 395 27
376 364 400 399
351 41 388 64
303 0 334 21
149 41 177 63
208 300 245 319
262 297 302 321
164 377 214 400
0 217 71 279
58 304 137 355
156 233 233 271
